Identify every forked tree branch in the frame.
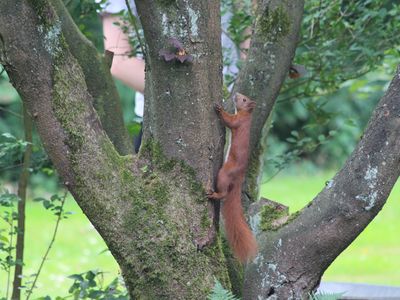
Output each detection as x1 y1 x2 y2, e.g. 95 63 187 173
0 0 133 222
234 0 305 204
0 2 230 297
244 65 400 299
50 0 132 155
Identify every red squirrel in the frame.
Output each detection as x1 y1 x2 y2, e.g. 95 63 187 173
207 93 258 263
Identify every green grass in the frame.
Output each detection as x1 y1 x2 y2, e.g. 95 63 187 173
0 196 119 298
261 170 400 286
1 171 399 297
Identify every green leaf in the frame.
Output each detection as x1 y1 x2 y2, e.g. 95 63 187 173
0 234 9 243
42 200 53 210
68 274 85 282
0 192 20 207
33 197 47 202
1 133 15 140
85 270 97 281
51 194 61 201
208 279 239 300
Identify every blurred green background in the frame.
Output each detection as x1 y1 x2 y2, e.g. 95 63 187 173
1 0 400 298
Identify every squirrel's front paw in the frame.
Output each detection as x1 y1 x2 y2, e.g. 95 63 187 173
214 104 223 113
206 189 215 199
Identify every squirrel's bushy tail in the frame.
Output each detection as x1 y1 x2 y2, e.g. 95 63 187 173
222 185 258 263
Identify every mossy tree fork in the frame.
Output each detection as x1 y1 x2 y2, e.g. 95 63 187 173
1 0 399 299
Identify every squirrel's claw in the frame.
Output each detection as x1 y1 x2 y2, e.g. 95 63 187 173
206 189 215 199
214 104 223 113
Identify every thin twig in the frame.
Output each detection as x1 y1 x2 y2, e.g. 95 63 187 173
0 157 48 173
6 206 15 300
12 103 33 299
125 0 146 57
0 65 5 77
25 190 68 300
0 107 22 118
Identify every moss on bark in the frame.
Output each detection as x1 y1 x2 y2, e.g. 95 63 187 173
257 4 291 42
117 138 231 298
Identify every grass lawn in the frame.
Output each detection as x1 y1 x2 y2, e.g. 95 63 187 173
0 195 120 298
1 171 399 297
261 170 400 286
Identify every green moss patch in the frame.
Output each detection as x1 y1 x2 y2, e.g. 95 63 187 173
257 5 291 42
260 203 289 231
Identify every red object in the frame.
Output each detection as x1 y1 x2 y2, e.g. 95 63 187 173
208 93 258 263
289 64 307 79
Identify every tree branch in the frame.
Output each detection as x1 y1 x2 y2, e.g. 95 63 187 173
234 0 305 204
244 65 400 299
0 0 141 251
12 103 32 300
49 0 132 155
1 2 230 297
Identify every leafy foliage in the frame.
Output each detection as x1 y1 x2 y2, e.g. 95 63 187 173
208 279 240 300
33 194 72 218
257 0 399 105
0 133 28 170
66 270 128 299
265 1 400 174
222 0 400 172
0 190 19 273
34 271 128 300
62 0 107 50
221 0 253 87
295 0 400 93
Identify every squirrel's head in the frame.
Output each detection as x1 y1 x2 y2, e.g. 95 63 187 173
235 93 256 112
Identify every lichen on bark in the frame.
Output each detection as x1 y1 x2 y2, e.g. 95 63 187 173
257 4 291 42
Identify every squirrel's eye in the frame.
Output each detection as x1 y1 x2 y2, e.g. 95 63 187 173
243 99 247 102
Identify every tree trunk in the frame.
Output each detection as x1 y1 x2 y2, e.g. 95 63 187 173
0 0 228 298
1 0 399 299
235 0 305 206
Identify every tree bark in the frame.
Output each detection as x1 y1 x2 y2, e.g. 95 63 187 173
1 0 399 299
244 65 400 299
135 0 225 184
135 0 226 249
51 0 132 155
233 0 305 205
0 0 228 298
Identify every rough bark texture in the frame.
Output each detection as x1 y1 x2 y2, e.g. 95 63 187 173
244 65 400 299
0 1 228 298
234 0 305 204
1 0 400 299
135 0 225 185
135 0 226 251
51 0 132 155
